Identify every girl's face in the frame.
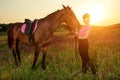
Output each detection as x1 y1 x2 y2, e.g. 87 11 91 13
83 17 90 24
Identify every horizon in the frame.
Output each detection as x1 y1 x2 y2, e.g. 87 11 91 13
0 0 120 26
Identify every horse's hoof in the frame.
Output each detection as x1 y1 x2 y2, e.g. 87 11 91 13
31 66 36 71
41 65 46 70
16 64 19 67
18 62 21 65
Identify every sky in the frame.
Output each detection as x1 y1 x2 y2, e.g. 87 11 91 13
0 0 120 26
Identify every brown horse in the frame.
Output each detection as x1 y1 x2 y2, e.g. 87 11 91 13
7 5 81 70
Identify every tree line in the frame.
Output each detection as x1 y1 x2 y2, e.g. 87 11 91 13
0 24 9 31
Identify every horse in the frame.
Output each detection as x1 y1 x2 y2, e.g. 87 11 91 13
7 5 81 70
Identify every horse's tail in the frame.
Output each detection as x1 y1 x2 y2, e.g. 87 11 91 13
7 23 14 49
7 23 22 49
7 35 12 49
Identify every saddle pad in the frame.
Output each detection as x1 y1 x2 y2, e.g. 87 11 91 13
21 20 38 33
21 24 26 33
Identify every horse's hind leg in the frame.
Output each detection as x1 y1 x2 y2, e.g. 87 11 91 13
41 46 49 70
32 45 41 70
16 39 22 65
11 40 18 66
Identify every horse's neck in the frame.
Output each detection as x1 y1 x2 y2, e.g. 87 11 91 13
47 14 62 34
36 11 63 40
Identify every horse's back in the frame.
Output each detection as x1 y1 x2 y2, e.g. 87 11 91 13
7 23 23 36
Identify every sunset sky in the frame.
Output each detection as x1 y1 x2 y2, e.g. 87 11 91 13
0 0 120 26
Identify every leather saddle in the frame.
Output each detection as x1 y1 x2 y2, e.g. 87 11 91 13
24 19 38 35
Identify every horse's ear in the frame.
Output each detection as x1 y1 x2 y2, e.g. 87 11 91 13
67 5 71 9
62 4 66 9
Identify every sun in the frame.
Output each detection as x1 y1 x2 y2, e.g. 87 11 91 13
87 5 105 25
76 3 105 25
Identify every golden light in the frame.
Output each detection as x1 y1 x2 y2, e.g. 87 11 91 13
87 5 105 25
75 2 106 25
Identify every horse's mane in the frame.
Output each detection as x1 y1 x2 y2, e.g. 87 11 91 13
40 9 64 21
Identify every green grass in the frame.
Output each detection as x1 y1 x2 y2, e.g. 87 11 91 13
0 26 120 80
0 32 7 39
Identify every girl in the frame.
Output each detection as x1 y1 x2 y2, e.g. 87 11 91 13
77 13 96 75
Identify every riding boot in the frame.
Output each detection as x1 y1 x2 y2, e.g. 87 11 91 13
82 60 88 73
88 60 96 75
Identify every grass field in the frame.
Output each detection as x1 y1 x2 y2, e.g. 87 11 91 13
0 25 120 80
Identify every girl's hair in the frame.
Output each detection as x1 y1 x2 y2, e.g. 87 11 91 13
83 13 90 19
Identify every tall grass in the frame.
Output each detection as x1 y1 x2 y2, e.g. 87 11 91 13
0 26 120 80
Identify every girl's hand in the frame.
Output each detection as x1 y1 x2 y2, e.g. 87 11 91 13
75 31 78 35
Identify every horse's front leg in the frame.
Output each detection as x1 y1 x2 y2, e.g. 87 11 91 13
41 45 49 70
32 44 41 70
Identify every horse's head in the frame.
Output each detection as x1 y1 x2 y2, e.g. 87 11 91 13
60 5 81 32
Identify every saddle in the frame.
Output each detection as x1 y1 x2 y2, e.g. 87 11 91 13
21 19 38 35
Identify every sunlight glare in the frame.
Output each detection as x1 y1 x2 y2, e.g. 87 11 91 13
76 2 106 25
88 5 105 25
